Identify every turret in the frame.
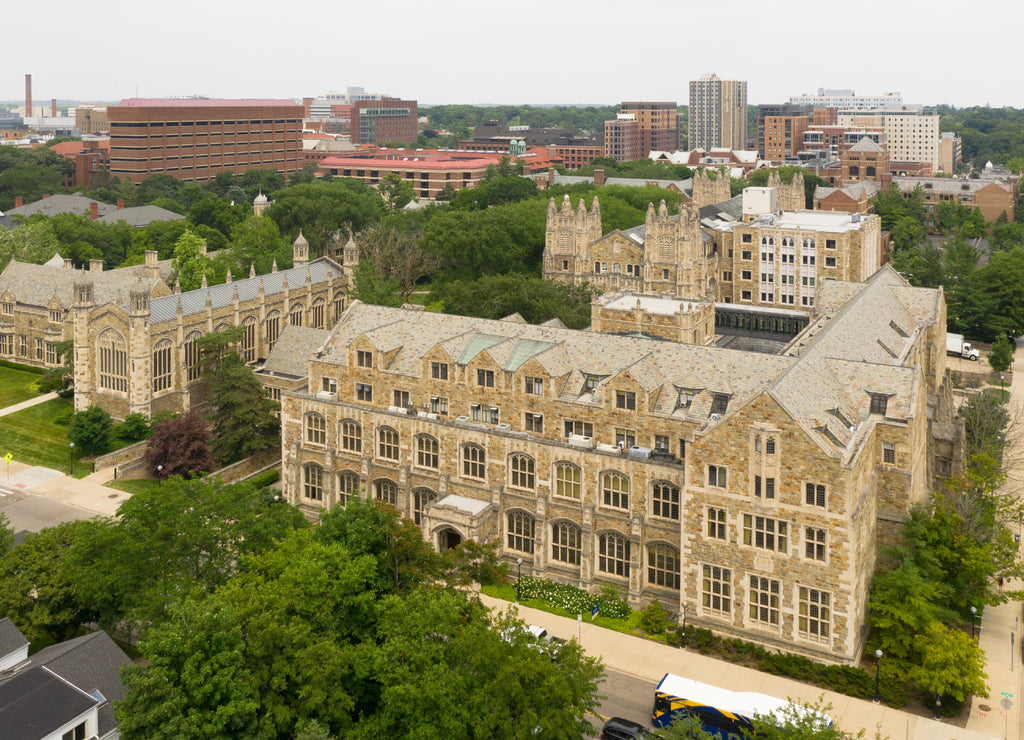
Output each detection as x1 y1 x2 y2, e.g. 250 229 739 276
293 230 309 267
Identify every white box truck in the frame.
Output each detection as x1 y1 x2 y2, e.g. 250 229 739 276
946 332 980 360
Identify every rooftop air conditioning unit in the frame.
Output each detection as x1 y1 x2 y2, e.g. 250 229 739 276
455 415 470 423
496 423 511 431
709 413 722 423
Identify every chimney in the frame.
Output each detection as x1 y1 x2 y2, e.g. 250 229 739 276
51 98 57 118
547 168 555 187
24 74 31 118
41 194 50 199
89 202 98 220
144 250 158 277
63 258 73 270
117 199 125 210
89 259 103 272
594 168 605 187
14 196 22 208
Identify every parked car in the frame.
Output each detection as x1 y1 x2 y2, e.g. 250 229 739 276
600 716 656 739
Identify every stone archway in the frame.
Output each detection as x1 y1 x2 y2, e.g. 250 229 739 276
437 527 463 552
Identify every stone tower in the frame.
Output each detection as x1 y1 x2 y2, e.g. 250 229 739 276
542 195 602 284
128 280 152 416
253 191 269 217
643 200 706 296
293 231 309 268
691 166 731 209
72 273 95 411
342 234 360 279
767 170 805 212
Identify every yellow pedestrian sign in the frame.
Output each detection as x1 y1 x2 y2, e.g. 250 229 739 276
3 453 11 465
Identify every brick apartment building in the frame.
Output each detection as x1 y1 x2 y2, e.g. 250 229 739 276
318 156 490 200
620 102 678 156
351 98 418 145
604 115 641 162
106 98 304 183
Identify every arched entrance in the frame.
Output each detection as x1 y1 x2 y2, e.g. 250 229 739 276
437 527 463 552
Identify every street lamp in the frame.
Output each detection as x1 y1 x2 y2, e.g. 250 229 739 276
156 464 163 480
873 649 883 703
1001 374 1006 398
934 695 942 720
681 603 687 649
68 442 74 476
970 606 978 640
515 558 523 603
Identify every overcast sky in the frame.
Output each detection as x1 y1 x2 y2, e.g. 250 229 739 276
4 0 1020 109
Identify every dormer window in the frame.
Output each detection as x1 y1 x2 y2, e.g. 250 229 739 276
356 350 373 368
616 390 637 410
1 302 12 315
869 393 889 415
711 393 730 415
677 388 699 409
49 309 62 324
582 374 600 394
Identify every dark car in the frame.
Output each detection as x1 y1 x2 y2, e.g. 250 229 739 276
600 716 655 739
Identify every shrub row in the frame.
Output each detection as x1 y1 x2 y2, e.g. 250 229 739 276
248 469 281 489
0 359 46 375
686 627 909 707
516 576 631 619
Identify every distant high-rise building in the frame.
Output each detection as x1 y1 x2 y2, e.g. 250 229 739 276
689 74 747 151
789 88 903 110
351 97 418 145
620 101 678 155
107 98 304 183
757 103 812 163
837 108 940 170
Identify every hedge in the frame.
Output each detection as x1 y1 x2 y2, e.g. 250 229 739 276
0 359 46 375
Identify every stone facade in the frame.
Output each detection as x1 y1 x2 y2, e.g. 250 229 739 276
691 167 732 209
280 266 957 664
590 291 715 345
73 253 352 420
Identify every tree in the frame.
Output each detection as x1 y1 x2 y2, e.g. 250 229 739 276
118 412 153 443
351 261 402 307
197 328 280 465
354 222 442 301
68 405 113 456
750 697 874 739
378 172 415 210
144 411 216 478
867 560 954 663
170 230 212 291
431 273 598 329
988 334 1015 372
267 180 386 257
0 219 60 271
226 214 290 275
0 519 102 643
908 623 988 704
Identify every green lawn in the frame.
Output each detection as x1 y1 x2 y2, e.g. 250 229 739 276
106 478 161 496
0 365 43 408
0 398 81 474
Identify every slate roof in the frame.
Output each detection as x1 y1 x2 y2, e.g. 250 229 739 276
96 204 184 227
148 257 343 323
893 176 1013 195
0 665 98 740
848 137 886 153
261 324 330 378
0 260 167 310
6 631 133 739
4 193 117 219
0 619 27 660
319 265 936 461
539 173 691 192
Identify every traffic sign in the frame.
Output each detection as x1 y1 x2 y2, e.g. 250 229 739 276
1002 691 1014 698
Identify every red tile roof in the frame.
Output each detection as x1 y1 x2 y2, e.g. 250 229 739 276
320 156 493 171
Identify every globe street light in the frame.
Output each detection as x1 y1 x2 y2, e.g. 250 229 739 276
68 442 74 476
873 649 883 703
156 464 163 479
970 606 978 640
515 557 523 603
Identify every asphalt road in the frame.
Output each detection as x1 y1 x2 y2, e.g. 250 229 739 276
0 487 95 542
590 668 657 737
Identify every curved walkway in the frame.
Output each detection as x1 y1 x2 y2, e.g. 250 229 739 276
0 391 57 418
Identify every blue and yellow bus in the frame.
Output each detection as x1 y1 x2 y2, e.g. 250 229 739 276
651 673 831 739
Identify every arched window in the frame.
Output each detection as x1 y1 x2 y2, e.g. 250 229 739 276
374 478 398 507
613 263 621 274
658 236 674 261
598 532 630 577
265 310 281 350
241 315 257 362
337 470 359 507
601 471 629 509
333 295 345 323
508 453 535 490
647 543 681 590
553 462 581 500
152 338 172 393
551 521 581 565
412 487 437 525
415 434 439 470
462 443 485 480
652 481 680 520
303 463 324 501
304 412 326 446
97 329 127 392
183 331 202 382
288 302 304 327
310 298 325 330
340 420 362 453
377 426 399 460
507 510 535 554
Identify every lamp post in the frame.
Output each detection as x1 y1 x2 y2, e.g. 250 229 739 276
934 695 942 720
1001 374 1006 400
970 606 978 640
156 464 163 480
68 442 74 476
873 649 883 703
681 603 687 649
515 558 523 603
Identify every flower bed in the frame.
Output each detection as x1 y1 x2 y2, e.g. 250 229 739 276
515 576 631 619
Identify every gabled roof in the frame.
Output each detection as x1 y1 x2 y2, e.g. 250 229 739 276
96 204 184 227
848 137 885 153
149 257 343 323
5 193 116 219
0 260 168 310
0 619 27 661
261 324 331 379
0 665 98 740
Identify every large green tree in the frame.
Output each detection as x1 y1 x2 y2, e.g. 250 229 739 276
431 273 598 329
170 230 213 291
267 180 385 257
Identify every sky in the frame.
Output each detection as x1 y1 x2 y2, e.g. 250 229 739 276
4 0 1021 109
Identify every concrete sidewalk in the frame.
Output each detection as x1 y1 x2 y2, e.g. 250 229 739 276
0 391 58 418
968 590 1022 740
0 460 129 521
478 593 999 740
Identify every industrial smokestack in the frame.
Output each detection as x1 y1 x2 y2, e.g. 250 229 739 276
51 98 57 117
25 74 31 117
